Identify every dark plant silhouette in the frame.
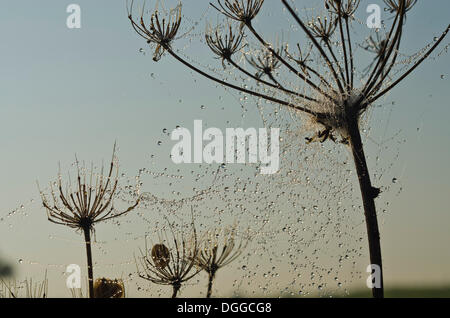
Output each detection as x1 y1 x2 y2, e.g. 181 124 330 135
136 218 201 298
128 0 449 297
93 278 125 298
38 144 140 298
196 224 249 298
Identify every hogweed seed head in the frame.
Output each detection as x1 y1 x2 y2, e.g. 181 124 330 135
128 0 450 299
205 24 245 68
137 219 201 294
308 15 338 44
93 278 125 298
325 0 360 19
285 43 313 77
196 224 250 275
128 0 182 61
38 144 140 234
246 46 284 79
210 0 264 27
151 243 171 269
363 33 388 58
384 0 417 14
130 0 449 145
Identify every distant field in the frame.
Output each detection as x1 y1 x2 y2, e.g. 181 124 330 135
346 286 450 298
233 286 450 298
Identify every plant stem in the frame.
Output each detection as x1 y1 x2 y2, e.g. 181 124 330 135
346 114 384 298
206 271 216 298
172 284 181 298
83 228 94 298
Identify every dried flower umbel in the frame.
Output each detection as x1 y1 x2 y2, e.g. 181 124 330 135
137 220 201 298
93 278 125 298
196 224 249 298
211 0 264 28
128 0 182 61
129 0 450 298
246 46 284 81
206 24 245 69
38 144 139 298
384 0 417 14
325 0 360 19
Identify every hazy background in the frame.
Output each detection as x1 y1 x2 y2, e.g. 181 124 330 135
0 0 449 297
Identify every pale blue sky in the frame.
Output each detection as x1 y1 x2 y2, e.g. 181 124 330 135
0 1 449 297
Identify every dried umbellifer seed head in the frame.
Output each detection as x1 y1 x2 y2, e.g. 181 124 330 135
151 244 170 269
93 278 125 298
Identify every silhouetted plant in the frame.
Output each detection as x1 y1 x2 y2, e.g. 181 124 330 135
196 224 249 298
38 144 140 298
93 278 125 298
136 219 201 298
128 0 449 298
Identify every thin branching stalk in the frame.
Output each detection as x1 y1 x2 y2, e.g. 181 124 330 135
206 270 216 298
136 217 201 298
38 144 140 298
128 0 449 298
345 109 383 298
83 227 94 297
166 47 318 116
195 224 249 298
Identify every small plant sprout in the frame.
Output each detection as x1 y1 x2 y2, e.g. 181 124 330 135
129 0 449 298
196 224 250 298
38 144 140 298
136 218 201 298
